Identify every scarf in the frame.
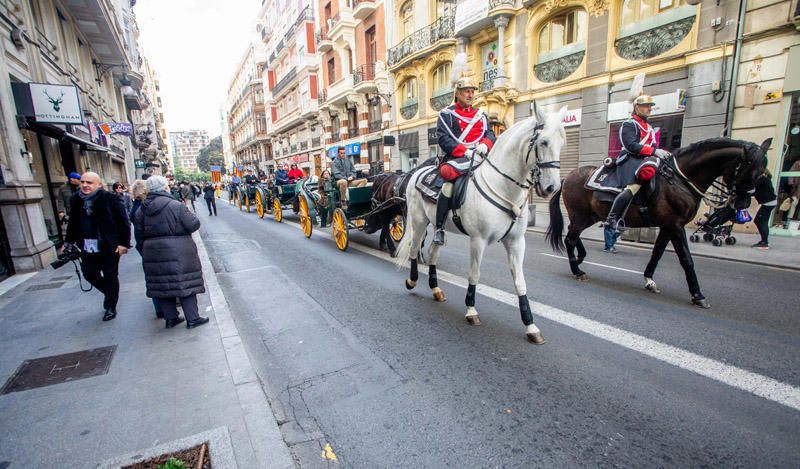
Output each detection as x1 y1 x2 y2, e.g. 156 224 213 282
78 188 102 215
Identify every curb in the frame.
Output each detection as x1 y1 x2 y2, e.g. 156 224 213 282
194 232 296 469
526 227 800 272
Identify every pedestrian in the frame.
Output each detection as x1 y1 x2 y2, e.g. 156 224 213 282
58 171 82 214
203 182 217 216
170 181 182 201
752 169 777 249
129 179 164 319
63 172 130 321
180 181 195 212
112 182 133 216
603 226 620 253
133 176 209 329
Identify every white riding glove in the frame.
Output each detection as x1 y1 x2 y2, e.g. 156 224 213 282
475 143 489 157
654 149 671 158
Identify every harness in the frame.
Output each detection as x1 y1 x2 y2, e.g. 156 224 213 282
453 121 560 242
661 148 752 210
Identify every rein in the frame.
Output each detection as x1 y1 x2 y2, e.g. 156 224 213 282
666 147 751 209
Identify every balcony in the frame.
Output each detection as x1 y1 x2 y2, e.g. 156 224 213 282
399 98 419 120
317 26 333 52
353 0 377 20
388 15 455 69
353 63 377 92
271 67 298 98
318 90 327 106
326 74 354 106
328 10 356 45
368 120 382 133
300 141 308 150
429 87 451 111
62 0 126 64
479 78 494 93
311 137 321 148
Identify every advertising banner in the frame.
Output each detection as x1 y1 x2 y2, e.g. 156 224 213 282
29 83 82 124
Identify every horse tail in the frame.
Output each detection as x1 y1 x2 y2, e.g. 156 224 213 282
545 188 565 254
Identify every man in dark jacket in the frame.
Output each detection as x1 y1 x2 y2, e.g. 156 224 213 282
133 176 209 329
64 172 130 321
203 182 217 216
274 164 290 185
332 147 367 208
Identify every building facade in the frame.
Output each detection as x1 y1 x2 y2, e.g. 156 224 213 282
262 1 322 176
134 53 170 177
0 0 150 275
226 43 271 173
169 130 209 172
317 0 392 175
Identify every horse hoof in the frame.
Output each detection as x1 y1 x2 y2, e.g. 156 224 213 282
576 273 589 282
644 284 661 294
527 332 546 345
432 288 446 302
466 315 481 326
405 279 416 290
692 298 711 309
390 250 398 258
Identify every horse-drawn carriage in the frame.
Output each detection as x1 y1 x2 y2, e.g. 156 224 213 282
271 181 305 224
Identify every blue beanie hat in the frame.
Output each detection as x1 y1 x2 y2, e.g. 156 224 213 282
68 172 81 180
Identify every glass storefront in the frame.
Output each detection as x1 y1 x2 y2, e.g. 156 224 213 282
774 93 800 235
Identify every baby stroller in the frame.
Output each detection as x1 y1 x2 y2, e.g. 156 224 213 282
689 205 737 246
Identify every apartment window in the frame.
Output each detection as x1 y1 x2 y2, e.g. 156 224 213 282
327 58 336 85
331 114 341 140
368 98 382 131
401 78 417 104
431 62 451 93
348 107 358 137
538 9 587 53
400 1 414 39
366 27 377 64
436 0 455 18
621 0 685 26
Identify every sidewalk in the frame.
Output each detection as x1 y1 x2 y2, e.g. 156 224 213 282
528 216 800 271
0 234 294 468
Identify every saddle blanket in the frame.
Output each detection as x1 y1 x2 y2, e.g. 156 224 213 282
415 166 442 203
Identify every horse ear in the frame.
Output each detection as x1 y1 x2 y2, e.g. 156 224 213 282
557 105 568 123
759 138 772 154
533 101 546 124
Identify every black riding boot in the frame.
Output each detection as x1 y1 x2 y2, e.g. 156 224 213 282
603 188 635 232
433 194 451 245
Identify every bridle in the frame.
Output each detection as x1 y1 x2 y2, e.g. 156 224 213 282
667 145 757 209
483 121 561 197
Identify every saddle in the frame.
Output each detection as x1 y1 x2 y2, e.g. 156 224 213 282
415 159 473 210
586 162 660 204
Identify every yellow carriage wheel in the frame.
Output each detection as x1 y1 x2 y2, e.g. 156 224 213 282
237 192 242 210
244 194 250 213
332 208 349 251
390 217 404 242
299 197 312 238
273 197 282 222
255 191 265 218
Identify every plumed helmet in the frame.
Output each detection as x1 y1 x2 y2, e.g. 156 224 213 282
633 94 656 106
454 77 478 91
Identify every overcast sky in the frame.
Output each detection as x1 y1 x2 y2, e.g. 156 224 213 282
134 0 260 138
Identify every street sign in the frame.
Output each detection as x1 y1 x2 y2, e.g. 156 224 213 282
134 159 146 169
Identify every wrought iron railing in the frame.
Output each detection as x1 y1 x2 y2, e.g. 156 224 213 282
615 16 695 61
489 0 515 9
353 0 375 7
311 137 321 148
300 141 308 150
368 120 382 133
330 12 342 31
272 67 297 96
429 88 452 111
388 15 456 67
290 144 298 152
399 98 419 120
479 78 494 92
353 63 377 85
318 90 327 105
534 51 584 82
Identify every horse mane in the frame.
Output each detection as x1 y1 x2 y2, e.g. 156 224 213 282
672 137 759 160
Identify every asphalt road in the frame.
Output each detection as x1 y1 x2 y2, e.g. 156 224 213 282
200 198 800 468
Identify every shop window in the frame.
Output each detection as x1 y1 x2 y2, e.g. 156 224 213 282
775 93 800 233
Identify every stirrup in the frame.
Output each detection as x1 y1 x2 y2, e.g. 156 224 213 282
433 229 446 245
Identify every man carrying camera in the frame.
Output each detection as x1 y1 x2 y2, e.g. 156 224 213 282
63 172 131 321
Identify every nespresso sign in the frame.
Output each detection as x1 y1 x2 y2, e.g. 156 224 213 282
12 82 83 125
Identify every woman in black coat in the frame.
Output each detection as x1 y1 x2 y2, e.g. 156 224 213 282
133 176 209 329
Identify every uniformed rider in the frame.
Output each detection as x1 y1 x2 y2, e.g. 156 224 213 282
433 75 497 245
603 94 670 231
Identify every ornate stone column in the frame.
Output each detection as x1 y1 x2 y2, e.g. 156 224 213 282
494 16 510 87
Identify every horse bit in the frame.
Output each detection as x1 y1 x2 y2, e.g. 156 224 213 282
483 122 560 198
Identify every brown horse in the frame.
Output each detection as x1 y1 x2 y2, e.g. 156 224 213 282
365 172 410 254
546 137 770 308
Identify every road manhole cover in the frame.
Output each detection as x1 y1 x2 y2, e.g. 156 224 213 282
0 345 117 394
25 282 65 291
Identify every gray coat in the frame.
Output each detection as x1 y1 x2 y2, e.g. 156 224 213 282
332 156 356 181
133 191 205 298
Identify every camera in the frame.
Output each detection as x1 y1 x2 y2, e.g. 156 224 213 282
51 244 81 269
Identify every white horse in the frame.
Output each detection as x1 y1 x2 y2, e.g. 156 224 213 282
395 104 567 344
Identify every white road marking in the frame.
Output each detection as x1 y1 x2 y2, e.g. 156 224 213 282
539 252 644 275
281 220 800 412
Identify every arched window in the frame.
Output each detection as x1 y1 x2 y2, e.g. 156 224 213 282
430 62 452 111
534 9 588 83
400 1 414 39
621 0 685 27
537 9 587 55
399 78 418 119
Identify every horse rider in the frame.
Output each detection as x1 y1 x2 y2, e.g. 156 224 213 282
433 74 496 245
603 94 670 232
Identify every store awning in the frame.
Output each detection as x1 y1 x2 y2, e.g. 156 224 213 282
20 119 111 152
62 131 110 153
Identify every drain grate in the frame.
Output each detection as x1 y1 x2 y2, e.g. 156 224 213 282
1 345 117 394
25 282 65 291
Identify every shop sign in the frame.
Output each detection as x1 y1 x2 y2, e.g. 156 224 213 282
134 159 146 169
427 128 438 144
481 41 499 83
29 83 83 124
345 142 361 156
607 90 686 121
455 0 489 34
327 147 338 158
562 109 581 127
292 154 309 163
